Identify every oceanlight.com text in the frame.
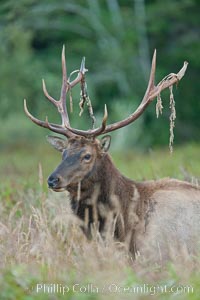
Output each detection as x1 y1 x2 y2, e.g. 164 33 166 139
34 282 194 296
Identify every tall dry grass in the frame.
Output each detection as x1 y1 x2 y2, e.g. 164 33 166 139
0 144 200 299
0 181 200 299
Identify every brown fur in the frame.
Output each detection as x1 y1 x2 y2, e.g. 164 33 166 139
48 136 200 261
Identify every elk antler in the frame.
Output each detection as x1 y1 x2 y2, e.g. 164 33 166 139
24 45 88 138
24 48 188 139
64 50 188 137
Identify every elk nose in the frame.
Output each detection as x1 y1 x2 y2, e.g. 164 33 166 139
48 175 60 188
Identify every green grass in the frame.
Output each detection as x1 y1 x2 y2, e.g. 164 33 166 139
0 141 200 300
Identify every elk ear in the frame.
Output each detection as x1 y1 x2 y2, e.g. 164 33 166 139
100 135 111 152
46 135 67 152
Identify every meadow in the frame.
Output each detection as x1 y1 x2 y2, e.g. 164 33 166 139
0 141 200 300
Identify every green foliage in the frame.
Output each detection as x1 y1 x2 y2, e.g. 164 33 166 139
0 0 199 149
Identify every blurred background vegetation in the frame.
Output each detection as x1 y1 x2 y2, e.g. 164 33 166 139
0 2 200 298
0 0 199 150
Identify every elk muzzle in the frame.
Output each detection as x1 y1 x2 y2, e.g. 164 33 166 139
47 174 66 192
48 174 59 188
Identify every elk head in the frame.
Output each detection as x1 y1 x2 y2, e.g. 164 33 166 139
46 135 111 191
24 46 188 192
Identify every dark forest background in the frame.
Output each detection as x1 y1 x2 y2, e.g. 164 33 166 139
0 0 199 149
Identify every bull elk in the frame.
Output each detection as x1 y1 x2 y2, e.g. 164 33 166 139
24 47 200 261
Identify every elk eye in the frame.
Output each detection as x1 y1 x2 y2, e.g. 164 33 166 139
84 154 91 161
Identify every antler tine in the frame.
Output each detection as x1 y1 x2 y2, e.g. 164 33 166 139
87 104 108 136
69 57 87 88
141 49 156 105
102 104 108 128
95 104 108 135
59 45 70 127
42 79 57 106
80 57 86 73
